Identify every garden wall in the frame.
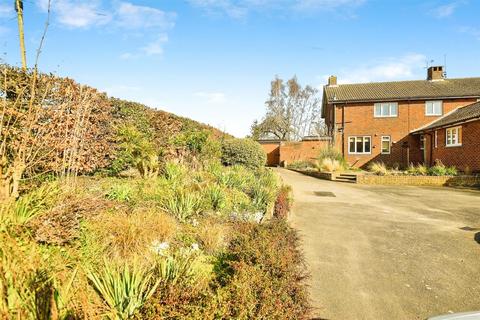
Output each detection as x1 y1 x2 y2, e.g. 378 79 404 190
357 175 480 187
279 139 331 166
259 138 331 166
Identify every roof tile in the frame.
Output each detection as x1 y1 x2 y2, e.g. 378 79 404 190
324 78 480 103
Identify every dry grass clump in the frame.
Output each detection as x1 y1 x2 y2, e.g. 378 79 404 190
316 158 344 173
368 162 389 176
195 219 230 254
406 163 428 176
85 209 178 260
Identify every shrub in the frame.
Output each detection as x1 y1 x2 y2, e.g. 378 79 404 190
428 162 447 176
287 160 314 170
368 162 389 176
445 166 458 176
273 185 293 219
221 139 266 169
115 125 160 178
428 160 457 176
172 129 221 163
215 220 310 319
87 262 159 320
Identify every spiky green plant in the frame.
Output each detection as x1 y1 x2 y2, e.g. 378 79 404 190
161 189 202 222
204 184 227 212
87 262 159 320
162 162 186 184
154 251 195 285
368 162 389 176
106 184 133 202
11 182 60 224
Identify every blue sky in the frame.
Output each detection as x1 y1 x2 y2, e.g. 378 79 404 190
1 0 480 137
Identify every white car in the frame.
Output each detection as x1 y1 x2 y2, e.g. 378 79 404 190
428 312 480 320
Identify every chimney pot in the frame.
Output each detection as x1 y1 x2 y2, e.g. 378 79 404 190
427 66 445 81
328 75 337 86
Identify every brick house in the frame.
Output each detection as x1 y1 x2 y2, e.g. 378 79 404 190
322 66 480 169
411 101 480 172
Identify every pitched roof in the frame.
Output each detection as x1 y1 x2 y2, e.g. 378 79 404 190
412 101 480 133
323 77 480 104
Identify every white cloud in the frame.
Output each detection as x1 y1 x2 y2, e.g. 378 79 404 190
322 53 427 84
115 2 176 30
295 0 365 10
0 3 13 18
188 0 365 18
35 1 176 57
142 34 169 56
430 1 464 18
194 91 227 104
37 0 111 28
458 26 480 40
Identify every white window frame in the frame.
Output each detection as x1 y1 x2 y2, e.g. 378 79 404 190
380 136 391 154
425 100 443 116
434 130 438 148
446 126 461 147
374 102 398 118
348 136 372 154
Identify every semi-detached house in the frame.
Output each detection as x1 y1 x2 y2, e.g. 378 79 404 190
322 66 480 172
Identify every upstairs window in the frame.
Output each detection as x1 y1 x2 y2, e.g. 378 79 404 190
348 136 371 154
446 126 462 147
374 102 398 117
425 101 443 116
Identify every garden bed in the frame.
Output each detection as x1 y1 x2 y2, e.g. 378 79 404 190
357 174 480 187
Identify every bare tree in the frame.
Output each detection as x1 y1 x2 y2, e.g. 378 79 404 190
0 0 109 201
251 76 321 141
14 0 27 70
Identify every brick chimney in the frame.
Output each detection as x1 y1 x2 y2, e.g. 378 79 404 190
328 75 337 86
427 66 445 81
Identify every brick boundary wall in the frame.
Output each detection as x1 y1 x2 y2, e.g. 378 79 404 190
357 175 480 187
289 169 336 181
290 168 480 187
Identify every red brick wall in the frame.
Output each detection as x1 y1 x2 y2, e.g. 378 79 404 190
259 142 280 166
425 120 480 172
330 98 477 168
279 140 331 165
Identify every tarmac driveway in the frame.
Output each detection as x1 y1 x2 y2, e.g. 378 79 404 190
274 168 480 320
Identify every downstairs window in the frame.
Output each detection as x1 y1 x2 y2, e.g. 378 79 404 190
348 136 371 154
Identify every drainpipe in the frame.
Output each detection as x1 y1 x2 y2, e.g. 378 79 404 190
332 103 336 146
426 132 434 166
342 103 346 157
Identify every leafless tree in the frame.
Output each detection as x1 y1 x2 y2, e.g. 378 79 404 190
251 76 321 141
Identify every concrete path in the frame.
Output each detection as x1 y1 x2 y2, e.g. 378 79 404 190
274 168 480 320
